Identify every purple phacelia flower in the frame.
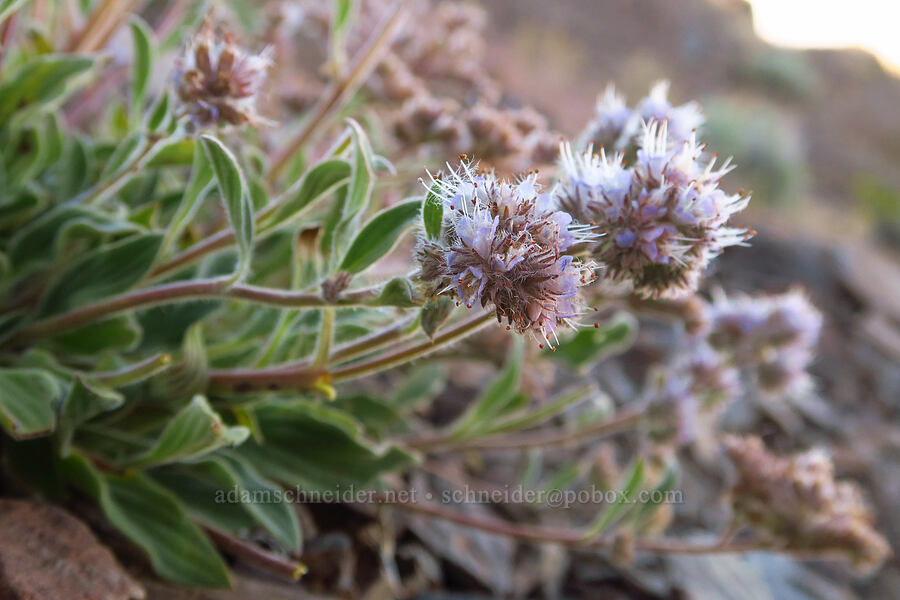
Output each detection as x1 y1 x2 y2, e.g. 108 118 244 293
579 84 634 150
415 161 597 346
703 289 823 396
556 120 752 298
176 21 272 129
636 81 704 145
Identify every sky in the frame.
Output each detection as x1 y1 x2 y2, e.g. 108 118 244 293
748 0 900 74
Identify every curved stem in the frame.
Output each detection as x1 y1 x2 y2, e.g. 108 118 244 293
204 310 494 393
267 0 408 183
406 407 644 453
90 353 172 387
330 311 495 382
377 494 770 555
204 526 307 582
9 279 382 346
327 315 418 365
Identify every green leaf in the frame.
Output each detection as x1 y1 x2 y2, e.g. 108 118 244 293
57 136 93 198
131 396 249 468
217 453 302 552
547 312 637 369
264 158 351 230
333 0 354 32
339 199 420 273
159 144 213 258
583 459 645 538
201 135 254 280
420 296 455 338
129 17 154 116
99 132 144 179
146 137 194 167
450 338 523 438
50 315 142 354
62 453 231 587
57 376 124 456
39 233 162 316
372 276 420 307
9 205 143 267
237 402 413 491
0 54 93 122
0 368 60 439
342 120 375 221
422 184 443 240
151 460 258 536
392 364 446 409
632 464 679 529
146 90 171 132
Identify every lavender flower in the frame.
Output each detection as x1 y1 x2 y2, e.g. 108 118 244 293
557 121 752 298
636 81 704 145
646 342 740 445
703 290 823 396
579 84 633 150
176 21 272 128
416 162 597 345
725 436 891 573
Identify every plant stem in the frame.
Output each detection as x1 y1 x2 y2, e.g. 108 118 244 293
90 353 172 387
267 0 408 183
312 307 336 368
8 279 382 346
327 315 418 364
406 406 644 453
204 526 307 582
69 0 141 52
74 135 163 206
330 311 495 382
377 495 769 555
204 311 494 394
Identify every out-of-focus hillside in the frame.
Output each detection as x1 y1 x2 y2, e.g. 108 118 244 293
482 0 900 242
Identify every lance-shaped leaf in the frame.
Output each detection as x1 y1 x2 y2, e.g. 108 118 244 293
449 338 524 438
129 17 154 116
62 452 231 587
38 233 162 316
131 396 249 468
201 135 254 281
0 54 94 122
582 459 645 538
339 199 420 274
342 119 375 221
159 144 213 258
547 312 637 369
263 158 351 230
236 402 413 491
58 376 124 456
422 184 443 240
0 368 60 439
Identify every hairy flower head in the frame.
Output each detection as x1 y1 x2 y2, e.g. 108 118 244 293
176 21 272 128
416 162 597 345
557 121 752 298
636 81 704 145
703 289 822 396
580 84 633 150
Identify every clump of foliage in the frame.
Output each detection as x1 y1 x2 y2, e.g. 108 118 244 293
0 0 889 592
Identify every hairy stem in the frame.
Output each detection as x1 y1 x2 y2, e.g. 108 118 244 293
267 0 408 183
9 279 382 346
90 353 172 387
406 406 644 453
377 495 768 555
330 311 495 382
204 526 307 582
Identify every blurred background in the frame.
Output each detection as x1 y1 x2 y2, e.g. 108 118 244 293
470 0 900 597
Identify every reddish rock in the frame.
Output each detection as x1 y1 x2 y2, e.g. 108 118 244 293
0 499 144 600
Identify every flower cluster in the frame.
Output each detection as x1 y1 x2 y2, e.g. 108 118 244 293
176 21 272 128
646 342 740 445
580 81 704 151
556 121 752 298
724 436 891 573
703 290 822 396
416 163 597 345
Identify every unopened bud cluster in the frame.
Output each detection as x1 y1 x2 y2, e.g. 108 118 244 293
176 21 272 128
725 436 890 573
